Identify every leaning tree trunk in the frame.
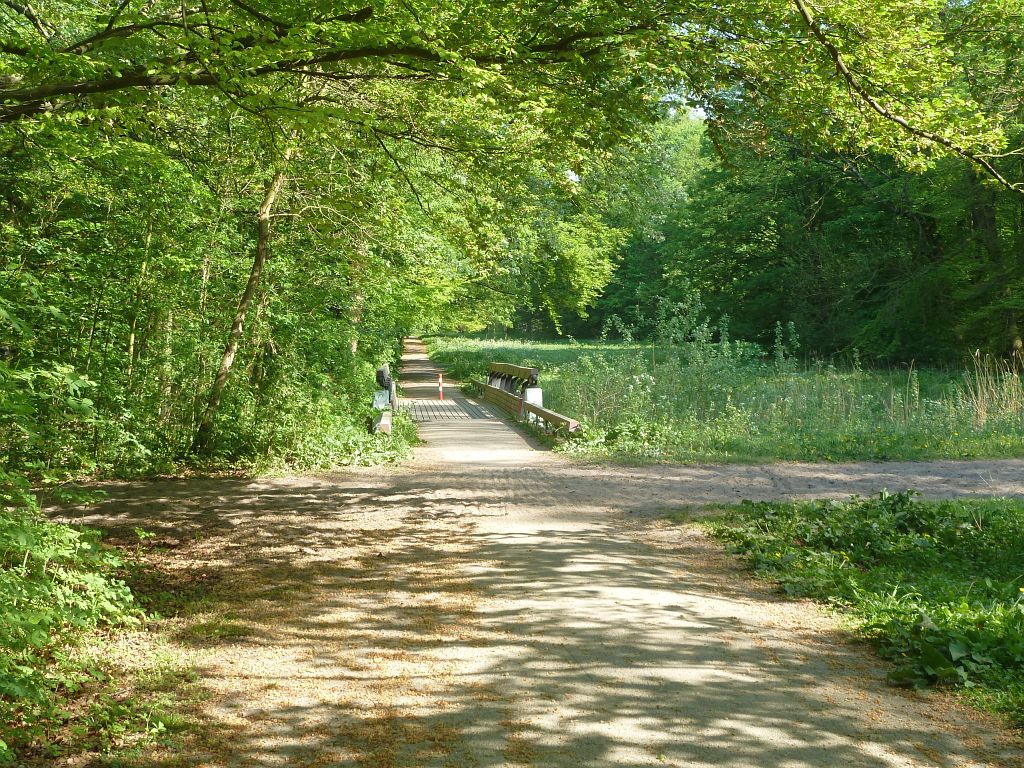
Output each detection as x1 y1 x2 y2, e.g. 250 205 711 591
191 150 294 454
349 292 364 356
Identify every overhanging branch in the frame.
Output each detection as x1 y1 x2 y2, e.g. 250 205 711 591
793 0 1023 197
0 14 657 125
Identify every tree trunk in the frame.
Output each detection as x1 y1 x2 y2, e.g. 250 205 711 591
191 149 294 454
127 219 153 388
349 292 364 356
158 309 174 425
191 207 221 432
1014 155 1024 360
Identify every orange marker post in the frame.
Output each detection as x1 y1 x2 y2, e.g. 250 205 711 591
438 373 444 400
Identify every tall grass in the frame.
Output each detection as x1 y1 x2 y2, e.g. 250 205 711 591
427 336 1024 463
957 352 1024 428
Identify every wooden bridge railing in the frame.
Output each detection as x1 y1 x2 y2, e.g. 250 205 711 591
486 362 539 393
474 363 580 434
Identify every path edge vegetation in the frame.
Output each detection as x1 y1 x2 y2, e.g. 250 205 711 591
0 473 191 764
692 492 1024 730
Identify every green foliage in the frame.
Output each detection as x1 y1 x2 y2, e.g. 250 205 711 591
0 115 428 475
705 492 1024 725
563 112 1024 361
655 139 1024 361
2 0 1021 187
2 0 1022 472
3 0 1021 758
427 334 1024 463
0 472 141 762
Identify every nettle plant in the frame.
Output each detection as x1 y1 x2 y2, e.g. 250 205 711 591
711 492 1024 723
0 473 139 760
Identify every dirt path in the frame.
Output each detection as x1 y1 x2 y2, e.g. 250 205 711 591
55 340 1024 767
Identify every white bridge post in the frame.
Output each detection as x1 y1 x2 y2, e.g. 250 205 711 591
523 387 543 423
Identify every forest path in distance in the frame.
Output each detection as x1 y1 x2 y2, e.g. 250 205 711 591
54 339 1024 767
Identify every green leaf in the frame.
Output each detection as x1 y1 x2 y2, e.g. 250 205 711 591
948 640 968 662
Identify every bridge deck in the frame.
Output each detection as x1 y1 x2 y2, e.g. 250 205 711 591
402 397 497 421
398 339 501 424
397 338 538 465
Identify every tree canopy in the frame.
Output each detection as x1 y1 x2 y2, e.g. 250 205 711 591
3 0 1022 177
1 0 1023 468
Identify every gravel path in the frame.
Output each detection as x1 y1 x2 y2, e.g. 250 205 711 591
54 341 1024 767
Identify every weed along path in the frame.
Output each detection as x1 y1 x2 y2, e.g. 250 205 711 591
55 340 1024 767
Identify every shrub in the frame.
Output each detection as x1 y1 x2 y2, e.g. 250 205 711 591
0 472 139 762
708 492 1024 725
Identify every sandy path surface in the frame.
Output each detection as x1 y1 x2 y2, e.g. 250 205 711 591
54 340 1024 767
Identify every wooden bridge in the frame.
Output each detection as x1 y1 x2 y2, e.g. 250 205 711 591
395 339 579 434
403 398 496 422
472 362 579 433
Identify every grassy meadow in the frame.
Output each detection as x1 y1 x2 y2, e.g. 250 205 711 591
426 336 1024 463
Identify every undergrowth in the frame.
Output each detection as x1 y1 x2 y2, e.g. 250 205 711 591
1 349 414 480
0 472 191 764
704 492 1024 726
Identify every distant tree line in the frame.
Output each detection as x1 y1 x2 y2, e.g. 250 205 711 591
546 108 1024 364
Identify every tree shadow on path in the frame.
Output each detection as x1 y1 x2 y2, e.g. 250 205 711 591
51 468 1024 767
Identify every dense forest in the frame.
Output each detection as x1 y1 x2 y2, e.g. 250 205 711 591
554 113 1024 364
